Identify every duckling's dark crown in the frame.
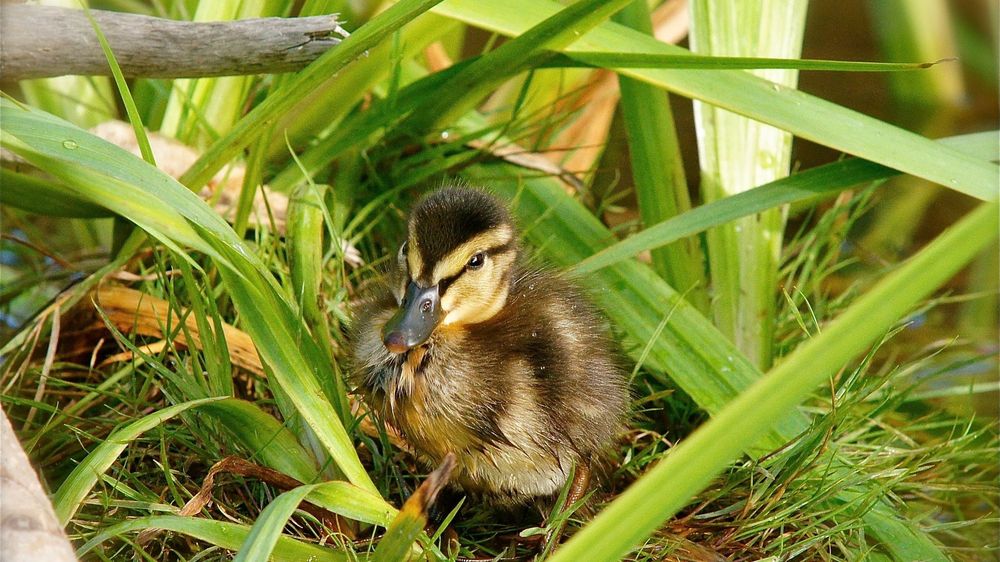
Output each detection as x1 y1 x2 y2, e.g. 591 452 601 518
409 188 516 265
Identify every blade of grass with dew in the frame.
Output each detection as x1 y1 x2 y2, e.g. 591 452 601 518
52 396 226 525
614 0 706 310
396 0 632 137
74 515 345 561
1 100 381 495
468 163 950 559
575 130 1000 274
549 202 998 562
177 0 446 192
433 0 999 201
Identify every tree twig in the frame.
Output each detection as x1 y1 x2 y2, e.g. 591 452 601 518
0 5 348 80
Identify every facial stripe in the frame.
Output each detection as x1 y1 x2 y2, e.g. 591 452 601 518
430 225 514 283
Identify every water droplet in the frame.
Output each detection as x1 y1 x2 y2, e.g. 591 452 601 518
771 83 781 91
531 331 538 337
62 139 78 150
440 130 451 140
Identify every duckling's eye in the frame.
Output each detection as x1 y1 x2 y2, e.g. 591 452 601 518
466 252 486 270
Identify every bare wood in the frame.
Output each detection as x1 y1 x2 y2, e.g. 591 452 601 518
0 5 347 81
0 405 76 562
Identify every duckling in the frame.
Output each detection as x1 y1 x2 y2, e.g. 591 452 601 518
350 187 628 507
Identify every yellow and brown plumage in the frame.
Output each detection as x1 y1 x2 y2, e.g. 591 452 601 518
350 187 628 505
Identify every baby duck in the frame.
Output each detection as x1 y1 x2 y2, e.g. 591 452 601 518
351 187 628 506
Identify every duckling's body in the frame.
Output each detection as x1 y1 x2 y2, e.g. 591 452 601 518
351 188 627 505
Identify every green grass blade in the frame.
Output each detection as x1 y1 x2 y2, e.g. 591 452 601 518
398 0 631 135
83 6 155 166
234 484 320 562
551 51 953 71
178 0 446 192
433 0 1000 200
690 0 807 370
614 0 706 309
199 399 320 484
306 482 398 527
75 515 346 561
575 131 1000 274
52 397 226 525
234 479 399 561
550 201 998 562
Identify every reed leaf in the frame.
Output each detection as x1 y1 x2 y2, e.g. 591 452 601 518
575 131 999 275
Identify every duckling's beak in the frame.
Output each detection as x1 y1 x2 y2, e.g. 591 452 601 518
382 281 442 354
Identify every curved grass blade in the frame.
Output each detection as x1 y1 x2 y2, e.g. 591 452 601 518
234 479 399 561
550 202 999 561
75 515 346 561
52 397 226 525
433 0 999 200
575 130 1000 275
307 481 398 528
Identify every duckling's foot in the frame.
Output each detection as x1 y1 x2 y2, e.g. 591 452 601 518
562 463 591 512
506 463 593 549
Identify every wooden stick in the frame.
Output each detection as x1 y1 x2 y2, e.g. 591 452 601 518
0 5 348 80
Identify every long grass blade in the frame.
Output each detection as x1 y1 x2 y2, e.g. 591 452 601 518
614 0 706 309
398 0 631 136
575 131 1000 274
551 52 954 71
199 399 320 484
234 484 321 562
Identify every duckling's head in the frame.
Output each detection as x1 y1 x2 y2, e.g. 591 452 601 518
382 188 518 354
